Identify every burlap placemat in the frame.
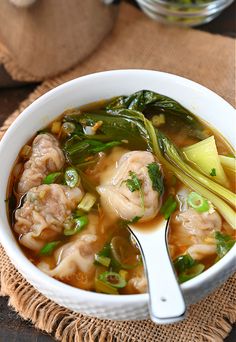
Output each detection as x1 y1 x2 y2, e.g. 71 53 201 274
0 3 235 341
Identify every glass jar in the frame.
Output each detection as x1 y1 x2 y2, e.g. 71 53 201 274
136 0 234 27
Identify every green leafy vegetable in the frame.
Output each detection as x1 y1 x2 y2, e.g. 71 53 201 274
160 195 178 219
64 137 121 164
43 172 63 185
174 254 205 283
106 90 201 129
210 168 216 176
147 162 164 194
187 192 209 213
215 232 235 259
39 241 60 256
64 111 147 149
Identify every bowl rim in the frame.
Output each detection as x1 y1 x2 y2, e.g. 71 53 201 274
0 69 235 306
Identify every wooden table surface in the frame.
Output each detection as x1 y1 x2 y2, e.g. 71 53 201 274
0 1 235 341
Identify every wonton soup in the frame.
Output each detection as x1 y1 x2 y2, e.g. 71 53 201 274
7 90 236 295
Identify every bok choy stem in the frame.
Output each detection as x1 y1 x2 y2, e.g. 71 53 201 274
144 118 236 229
158 134 236 209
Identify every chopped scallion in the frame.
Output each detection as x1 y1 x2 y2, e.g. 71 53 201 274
187 192 209 213
43 172 63 185
62 122 76 135
95 278 119 295
174 254 205 283
64 167 80 188
39 241 60 256
119 269 128 281
160 195 178 219
77 192 97 212
98 271 127 288
95 254 111 267
178 264 205 283
63 215 88 236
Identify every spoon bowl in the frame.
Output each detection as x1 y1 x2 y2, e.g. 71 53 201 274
129 218 186 324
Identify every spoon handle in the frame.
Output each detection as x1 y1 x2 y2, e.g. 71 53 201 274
131 222 186 324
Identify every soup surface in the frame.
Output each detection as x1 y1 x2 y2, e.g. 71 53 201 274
7 90 236 295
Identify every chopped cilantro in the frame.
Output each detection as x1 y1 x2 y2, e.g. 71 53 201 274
210 168 216 176
147 162 164 195
125 171 142 192
125 171 144 214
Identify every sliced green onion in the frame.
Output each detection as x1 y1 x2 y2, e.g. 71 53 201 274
160 195 178 219
96 243 111 258
95 278 119 295
39 241 60 256
110 236 139 270
63 215 88 236
119 269 128 281
178 264 205 283
62 122 76 135
98 271 127 288
64 167 80 188
174 254 205 283
187 192 209 213
43 172 63 185
77 192 97 212
95 254 111 267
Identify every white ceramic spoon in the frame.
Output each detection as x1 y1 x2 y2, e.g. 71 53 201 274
129 219 186 324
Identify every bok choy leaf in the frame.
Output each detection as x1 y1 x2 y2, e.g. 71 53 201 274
106 90 202 129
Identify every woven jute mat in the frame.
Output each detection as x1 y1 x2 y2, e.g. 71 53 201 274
0 3 235 341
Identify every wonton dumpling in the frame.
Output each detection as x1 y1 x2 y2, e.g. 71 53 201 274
187 244 216 260
97 151 161 222
18 133 65 194
170 208 222 260
38 213 100 288
14 184 83 251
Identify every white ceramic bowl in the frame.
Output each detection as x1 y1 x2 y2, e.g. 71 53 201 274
0 70 235 320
